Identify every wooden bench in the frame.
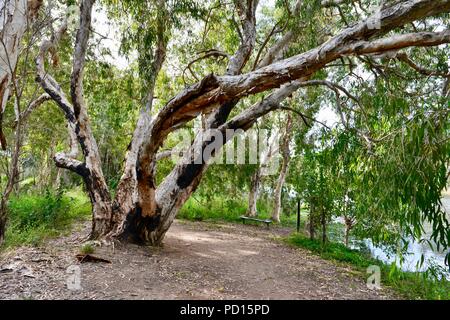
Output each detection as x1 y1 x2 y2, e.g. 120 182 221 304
240 216 272 229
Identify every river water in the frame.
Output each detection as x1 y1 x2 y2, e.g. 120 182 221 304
362 195 450 278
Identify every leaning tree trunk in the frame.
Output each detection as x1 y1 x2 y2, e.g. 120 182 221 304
272 114 293 222
115 82 302 245
111 0 259 245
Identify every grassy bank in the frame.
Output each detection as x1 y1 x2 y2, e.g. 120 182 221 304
178 196 305 227
2 188 91 249
285 233 450 300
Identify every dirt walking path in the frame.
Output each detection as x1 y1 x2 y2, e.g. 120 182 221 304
0 220 398 300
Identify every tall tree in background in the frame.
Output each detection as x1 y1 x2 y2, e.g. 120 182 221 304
272 113 293 223
0 0 43 150
0 0 47 243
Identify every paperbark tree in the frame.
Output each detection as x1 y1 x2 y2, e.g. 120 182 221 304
247 169 261 217
272 114 293 223
36 0 450 245
0 0 43 150
246 124 281 218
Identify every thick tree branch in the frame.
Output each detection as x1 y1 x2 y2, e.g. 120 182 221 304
147 1 450 155
346 30 450 56
227 0 259 75
156 150 176 161
54 153 88 176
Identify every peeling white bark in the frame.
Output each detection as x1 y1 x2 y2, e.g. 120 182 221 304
36 0 113 238
247 169 261 217
0 0 27 113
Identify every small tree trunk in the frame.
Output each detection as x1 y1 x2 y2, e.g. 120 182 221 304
272 114 292 222
321 205 327 244
345 227 350 247
247 168 261 217
0 201 8 244
0 94 23 245
54 168 62 189
309 199 315 240
344 216 354 247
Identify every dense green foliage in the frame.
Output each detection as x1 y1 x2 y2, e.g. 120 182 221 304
179 195 302 227
3 189 91 248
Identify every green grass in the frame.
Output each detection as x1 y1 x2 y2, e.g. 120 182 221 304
2 188 91 249
178 196 306 227
285 233 450 300
80 243 95 254
178 197 246 222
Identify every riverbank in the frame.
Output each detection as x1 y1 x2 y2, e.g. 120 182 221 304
284 233 450 300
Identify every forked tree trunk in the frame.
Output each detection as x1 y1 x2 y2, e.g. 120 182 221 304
111 0 258 245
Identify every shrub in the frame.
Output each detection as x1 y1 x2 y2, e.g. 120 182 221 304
3 188 91 248
80 243 95 254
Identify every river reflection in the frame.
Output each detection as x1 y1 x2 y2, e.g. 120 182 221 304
360 194 450 279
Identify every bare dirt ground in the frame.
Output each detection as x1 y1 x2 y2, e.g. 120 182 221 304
0 220 399 300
